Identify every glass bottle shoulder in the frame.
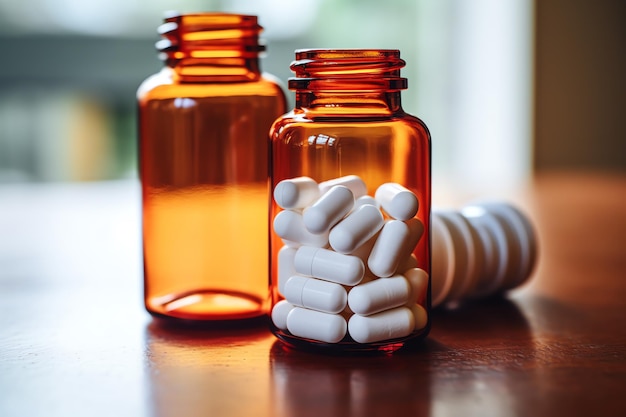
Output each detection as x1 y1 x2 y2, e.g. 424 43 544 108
137 68 285 104
270 110 430 143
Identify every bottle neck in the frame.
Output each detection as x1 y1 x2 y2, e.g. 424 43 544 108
294 91 403 117
289 49 407 117
157 13 264 83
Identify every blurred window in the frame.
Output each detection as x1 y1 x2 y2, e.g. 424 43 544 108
0 0 532 192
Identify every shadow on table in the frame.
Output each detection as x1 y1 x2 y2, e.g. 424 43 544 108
431 296 533 342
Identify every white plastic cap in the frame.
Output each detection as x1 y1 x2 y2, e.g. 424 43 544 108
431 201 538 307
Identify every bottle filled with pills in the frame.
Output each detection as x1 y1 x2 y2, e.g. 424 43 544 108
138 13 286 322
269 49 432 352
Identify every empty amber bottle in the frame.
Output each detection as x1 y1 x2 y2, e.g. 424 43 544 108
138 13 286 322
269 50 431 352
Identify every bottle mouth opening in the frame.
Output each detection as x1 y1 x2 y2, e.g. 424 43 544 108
157 12 265 64
289 49 407 91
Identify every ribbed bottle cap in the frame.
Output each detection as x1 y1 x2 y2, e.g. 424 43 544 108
435 210 482 303
430 213 455 306
476 202 538 290
461 205 510 297
432 201 538 307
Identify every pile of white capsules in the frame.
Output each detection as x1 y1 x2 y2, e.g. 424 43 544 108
271 175 428 344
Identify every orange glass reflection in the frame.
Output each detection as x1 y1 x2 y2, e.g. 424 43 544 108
145 322 274 416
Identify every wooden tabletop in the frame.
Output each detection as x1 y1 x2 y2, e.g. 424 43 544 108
1 171 625 417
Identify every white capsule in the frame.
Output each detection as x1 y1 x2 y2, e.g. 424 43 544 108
375 183 419 221
278 246 297 296
271 300 295 330
348 275 411 316
368 220 411 277
394 219 424 274
303 185 354 234
404 268 429 304
287 307 347 343
284 275 347 314
329 204 384 254
353 195 379 210
348 307 415 343
409 303 428 330
274 176 320 209
281 239 301 248
349 233 379 264
319 175 368 199
294 246 364 286
273 210 328 247
402 218 425 257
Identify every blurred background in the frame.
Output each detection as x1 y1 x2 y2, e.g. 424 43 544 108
0 0 624 189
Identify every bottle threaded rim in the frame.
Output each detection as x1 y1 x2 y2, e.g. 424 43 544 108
289 49 407 91
156 13 265 65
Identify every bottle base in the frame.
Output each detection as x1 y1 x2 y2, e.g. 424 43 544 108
146 289 267 321
271 327 428 355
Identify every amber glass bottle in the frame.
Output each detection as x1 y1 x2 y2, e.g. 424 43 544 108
138 13 286 321
269 49 431 352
